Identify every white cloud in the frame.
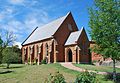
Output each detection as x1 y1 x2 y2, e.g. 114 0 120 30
13 41 22 48
0 0 55 44
9 0 24 5
0 6 17 22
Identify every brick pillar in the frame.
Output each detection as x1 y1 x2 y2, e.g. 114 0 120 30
37 53 40 65
54 44 57 63
34 44 37 59
38 44 42 65
77 49 80 64
73 48 76 63
65 48 67 62
27 46 30 64
48 43 50 64
30 46 33 65
53 39 58 63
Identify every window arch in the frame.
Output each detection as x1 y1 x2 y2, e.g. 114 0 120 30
45 43 49 56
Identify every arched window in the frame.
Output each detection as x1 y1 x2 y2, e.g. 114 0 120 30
45 43 49 56
24 48 26 55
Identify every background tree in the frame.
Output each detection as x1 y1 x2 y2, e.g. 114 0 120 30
0 30 16 64
0 37 3 64
12 45 22 63
89 0 120 82
2 47 21 68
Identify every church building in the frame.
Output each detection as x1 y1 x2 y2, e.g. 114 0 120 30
22 12 91 65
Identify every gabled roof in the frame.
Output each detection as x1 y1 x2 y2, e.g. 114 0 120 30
22 12 70 45
65 27 84 46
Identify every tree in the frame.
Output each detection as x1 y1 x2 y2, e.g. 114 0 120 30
0 37 3 64
0 30 16 64
12 45 22 63
2 47 21 68
89 0 120 82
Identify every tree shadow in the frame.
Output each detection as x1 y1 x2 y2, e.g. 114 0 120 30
0 70 13 74
104 73 120 83
3 66 24 69
9 66 24 69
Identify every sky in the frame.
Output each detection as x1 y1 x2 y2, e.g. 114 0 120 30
0 0 94 48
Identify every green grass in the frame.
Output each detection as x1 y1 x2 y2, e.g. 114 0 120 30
0 63 113 83
73 63 120 73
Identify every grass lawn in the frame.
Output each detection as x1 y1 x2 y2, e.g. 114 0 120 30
73 63 120 73
0 63 113 83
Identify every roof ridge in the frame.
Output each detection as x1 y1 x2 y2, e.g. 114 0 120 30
37 15 66 30
75 27 84 41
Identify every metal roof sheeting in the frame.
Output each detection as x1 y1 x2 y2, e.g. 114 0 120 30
65 27 83 46
22 14 68 45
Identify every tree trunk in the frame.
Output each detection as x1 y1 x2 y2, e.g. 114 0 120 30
113 59 116 82
7 63 10 68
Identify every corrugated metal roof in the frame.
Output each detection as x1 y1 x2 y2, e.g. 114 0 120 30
22 13 69 45
65 27 83 46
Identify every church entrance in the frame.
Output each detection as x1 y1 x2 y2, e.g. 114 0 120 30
68 49 72 62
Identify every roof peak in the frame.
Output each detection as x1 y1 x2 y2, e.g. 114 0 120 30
66 11 72 16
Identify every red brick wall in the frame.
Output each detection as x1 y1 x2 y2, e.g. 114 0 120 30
77 28 90 63
53 13 78 62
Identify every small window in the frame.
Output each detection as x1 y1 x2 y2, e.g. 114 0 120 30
24 48 26 54
68 23 72 31
30 46 33 54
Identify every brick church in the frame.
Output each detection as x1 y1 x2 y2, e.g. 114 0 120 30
22 12 91 65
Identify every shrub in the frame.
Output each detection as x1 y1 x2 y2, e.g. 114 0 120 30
41 58 47 64
44 71 66 83
2 47 21 68
33 58 37 65
75 70 98 83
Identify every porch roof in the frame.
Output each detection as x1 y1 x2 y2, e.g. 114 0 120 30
65 27 83 46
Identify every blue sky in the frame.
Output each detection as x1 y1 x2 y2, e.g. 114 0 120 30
0 0 94 47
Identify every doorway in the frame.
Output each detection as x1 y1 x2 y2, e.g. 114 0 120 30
68 49 72 62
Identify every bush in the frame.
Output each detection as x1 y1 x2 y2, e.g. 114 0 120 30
41 58 47 64
33 58 37 65
75 70 98 83
44 71 66 83
2 47 21 68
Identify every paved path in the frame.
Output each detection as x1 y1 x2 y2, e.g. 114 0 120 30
60 62 109 75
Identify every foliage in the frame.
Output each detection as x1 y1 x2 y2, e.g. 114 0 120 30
89 0 120 60
104 73 120 82
44 71 66 83
0 37 3 64
0 30 16 64
33 58 37 65
89 0 120 82
2 47 21 68
12 45 22 63
41 58 47 64
75 70 98 83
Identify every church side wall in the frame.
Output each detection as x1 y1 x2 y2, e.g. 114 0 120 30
22 38 55 64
